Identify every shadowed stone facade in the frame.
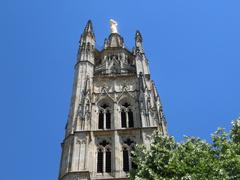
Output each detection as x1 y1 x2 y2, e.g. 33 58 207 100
58 20 168 180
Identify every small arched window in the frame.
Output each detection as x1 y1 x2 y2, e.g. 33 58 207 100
105 148 111 173
123 147 129 172
122 138 135 172
106 110 111 129
121 102 134 128
97 149 103 173
121 109 126 128
98 104 111 130
128 109 134 128
97 140 112 174
98 111 104 129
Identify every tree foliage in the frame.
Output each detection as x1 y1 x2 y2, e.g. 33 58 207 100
131 118 240 180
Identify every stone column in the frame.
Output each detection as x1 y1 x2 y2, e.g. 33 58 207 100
126 109 129 128
103 109 106 130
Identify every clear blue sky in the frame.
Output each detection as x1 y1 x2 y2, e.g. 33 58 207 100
0 0 239 179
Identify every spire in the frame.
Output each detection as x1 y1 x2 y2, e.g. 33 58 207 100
78 20 95 64
135 30 144 53
80 20 95 43
84 20 93 33
79 20 95 47
135 30 143 44
134 30 150 76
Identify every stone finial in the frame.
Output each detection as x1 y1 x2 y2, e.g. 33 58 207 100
135 30 143 43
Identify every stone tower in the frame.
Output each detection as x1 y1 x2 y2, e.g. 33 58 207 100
58 20 167 180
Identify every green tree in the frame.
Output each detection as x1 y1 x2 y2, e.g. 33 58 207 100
131 118 240 180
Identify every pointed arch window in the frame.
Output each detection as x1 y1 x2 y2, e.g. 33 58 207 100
97 149 104 173
98 111 104 129
106 110 111 129
123 147 129 172
121 109 126 128
97 140 112 174
98 104 111 130
105 148 111 172
122 138 135 172
128 109 134 128
121 103 134 128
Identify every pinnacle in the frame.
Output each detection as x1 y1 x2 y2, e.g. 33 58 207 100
135 30 143 42
84 20 93 33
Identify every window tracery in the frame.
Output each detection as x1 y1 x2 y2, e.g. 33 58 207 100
97 140 112 173
122 138 135 172
120 103 134 128
98 103 111 130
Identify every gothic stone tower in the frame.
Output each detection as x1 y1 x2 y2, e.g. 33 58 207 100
59 20 167 180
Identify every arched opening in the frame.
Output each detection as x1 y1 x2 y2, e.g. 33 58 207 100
97 140 111 174
105 148 111 173
97 149 103 173
123 147 129 172
128 109 134 128
120 101 134 128
122 138 135 172
106 110 111 129
98 103 112 130
98 111 104 129
121 109 126 128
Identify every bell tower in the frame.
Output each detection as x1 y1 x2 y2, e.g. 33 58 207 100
59 20 167 180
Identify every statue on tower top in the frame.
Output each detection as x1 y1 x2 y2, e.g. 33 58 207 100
110 19 118 33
